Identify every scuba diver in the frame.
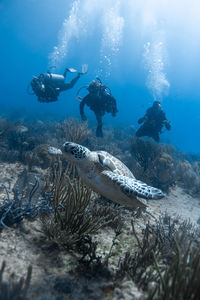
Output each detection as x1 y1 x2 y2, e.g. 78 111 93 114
136 101 171 142
29 64 88 103
77 79 118 137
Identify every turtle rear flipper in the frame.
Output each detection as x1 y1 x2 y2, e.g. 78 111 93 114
48 146 62 155
102 171 165 201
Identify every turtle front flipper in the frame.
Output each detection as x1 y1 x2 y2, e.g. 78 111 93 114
48 146 62 155
101 170 165 207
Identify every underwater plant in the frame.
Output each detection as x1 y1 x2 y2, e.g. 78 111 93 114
89 197 124 233
0 170 51 230
116 213 200 292
88 127 128 159
148 240 200 300
0 118 16 140
40 159 116 248
55 117 91 144
0 261 32 300
75 234 112 280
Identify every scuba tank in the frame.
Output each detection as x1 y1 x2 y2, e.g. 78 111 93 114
76 78 112 101
29 69 73 102
30 72 61 102
40 72 65 88
29 65 87 103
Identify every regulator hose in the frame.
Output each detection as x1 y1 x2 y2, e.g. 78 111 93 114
96 77 112 96
76 85 88 101
26 83 35 95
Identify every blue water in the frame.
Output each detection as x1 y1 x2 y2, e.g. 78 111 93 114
0 0 200 153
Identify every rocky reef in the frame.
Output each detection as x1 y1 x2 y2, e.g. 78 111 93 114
1 116 200 197
0 116 200 299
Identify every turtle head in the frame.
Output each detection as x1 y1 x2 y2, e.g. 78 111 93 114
62 142 90 164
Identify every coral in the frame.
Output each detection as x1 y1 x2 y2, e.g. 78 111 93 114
0 261 32 300
0 118 53 166
175 159 200 195
0 118 15 140
130 137 176 191
40 160 115 248
130 137 162 172
151 152 175 189
0 148 20 163
53 276 73 293
55 117 91 144
0 170 51 230
75 235 112 280
88 127 125 158
0 116 199 196
7 125 30 152
130 137 200 194
33 144 54 167
22 144 55 170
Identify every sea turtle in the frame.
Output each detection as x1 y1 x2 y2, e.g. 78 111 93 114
48 142 165 208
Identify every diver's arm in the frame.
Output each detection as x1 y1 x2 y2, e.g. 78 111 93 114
163 119 171 130
138 115 147 124
80 97 87 121
63 68 68 78
161 111 171 130
111 96 118 116
61 74 81 91
138 108 151 124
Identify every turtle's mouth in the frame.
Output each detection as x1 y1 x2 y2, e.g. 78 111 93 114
62 142 87 160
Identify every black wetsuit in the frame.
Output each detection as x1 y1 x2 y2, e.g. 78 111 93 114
31 70 81 103
136 105 171 142
80 91 118 137
60 69 81 91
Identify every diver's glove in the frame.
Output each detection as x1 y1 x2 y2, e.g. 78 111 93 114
81 114 87 121
138 117 144 124
165 121 171 130
78 64 88 76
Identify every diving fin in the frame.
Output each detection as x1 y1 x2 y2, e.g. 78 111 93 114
81 64 88 74
67 68 77 73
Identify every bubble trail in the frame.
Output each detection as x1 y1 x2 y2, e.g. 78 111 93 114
48 0 81 69
143 33 170 102
99 0 124 77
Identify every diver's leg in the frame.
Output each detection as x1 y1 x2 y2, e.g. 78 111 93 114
46 85 58 101
60 74 81 91
63 68 68 78
96 114 103 137
153 133 160 142
136 126 145 138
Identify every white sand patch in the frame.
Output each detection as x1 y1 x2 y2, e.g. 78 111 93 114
149 186 200 224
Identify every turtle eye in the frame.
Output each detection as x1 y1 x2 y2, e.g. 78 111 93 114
62 142 71 151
